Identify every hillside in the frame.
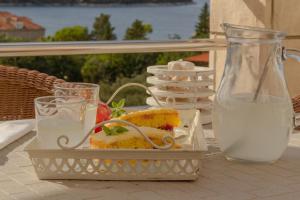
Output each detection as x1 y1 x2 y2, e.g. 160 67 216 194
0 0 193 5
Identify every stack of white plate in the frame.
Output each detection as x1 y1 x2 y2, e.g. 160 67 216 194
146 64 214 124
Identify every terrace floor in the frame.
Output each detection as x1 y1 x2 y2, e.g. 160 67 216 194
0 126 300 200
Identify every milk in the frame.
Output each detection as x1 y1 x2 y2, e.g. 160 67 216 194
213 95 293 162
82 103 97 147
37 117 84 149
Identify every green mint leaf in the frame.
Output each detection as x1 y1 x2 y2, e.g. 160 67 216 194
119 109 126 115
107 126 128 136
111 110 125 118
112 101 118 108
110 99 126 118
117 99 125 108
103 126 112 136
111 111 119 118
116 110 122 116
114 126 128 133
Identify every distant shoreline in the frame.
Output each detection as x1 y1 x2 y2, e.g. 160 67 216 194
0 0 194 7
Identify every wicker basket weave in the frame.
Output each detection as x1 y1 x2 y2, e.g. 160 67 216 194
292 95 300 114
0 65 64 120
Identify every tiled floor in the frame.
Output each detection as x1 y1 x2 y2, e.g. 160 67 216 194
1 129 300 200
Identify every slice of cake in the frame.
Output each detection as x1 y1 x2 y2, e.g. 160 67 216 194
90 126 180 149
117 108 180 131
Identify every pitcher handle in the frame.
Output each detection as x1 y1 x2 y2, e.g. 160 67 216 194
282 47 300 129
282 47 300 61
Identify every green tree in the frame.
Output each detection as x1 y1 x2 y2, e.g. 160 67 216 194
81 54 121 83
99 72 148 106
0 34 26 42
43 55 85 81
0 31 86 81
52 26 89 41
124 19 153 40
91 13 117 40
117 20 156 79
117 53 158 78
156 52 195 65
83 19 156 86
82 52 159 84
193 2 209 38
0 55 85 81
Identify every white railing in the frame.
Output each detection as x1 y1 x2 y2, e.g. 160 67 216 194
0 39 226 57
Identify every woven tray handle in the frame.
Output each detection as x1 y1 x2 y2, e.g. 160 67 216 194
105 82 162 106
57 82 175 150
57 119 175 150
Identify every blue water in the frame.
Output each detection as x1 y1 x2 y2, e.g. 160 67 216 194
0 0 207 40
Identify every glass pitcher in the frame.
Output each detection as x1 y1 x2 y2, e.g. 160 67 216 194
213 23 300 162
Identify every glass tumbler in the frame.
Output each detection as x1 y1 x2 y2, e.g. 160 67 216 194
35 96 86 149
54 82 100 147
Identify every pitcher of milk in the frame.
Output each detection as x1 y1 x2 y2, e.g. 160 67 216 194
213 23 300 162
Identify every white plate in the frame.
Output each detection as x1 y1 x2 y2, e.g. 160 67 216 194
146 97 212 110
146 76 214 87
147 65 214 76
148 86 214 98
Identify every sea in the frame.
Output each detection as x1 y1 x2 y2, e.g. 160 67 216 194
0 0 208 40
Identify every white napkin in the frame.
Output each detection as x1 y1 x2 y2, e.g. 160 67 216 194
0 119 35 150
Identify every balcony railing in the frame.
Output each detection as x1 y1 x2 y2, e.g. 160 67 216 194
0 39 226 57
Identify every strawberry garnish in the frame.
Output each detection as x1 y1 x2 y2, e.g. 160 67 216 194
158 124 174 131
95 102 111 133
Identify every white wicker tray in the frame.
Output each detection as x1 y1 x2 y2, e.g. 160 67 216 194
25 83 207 181
25 109 206 181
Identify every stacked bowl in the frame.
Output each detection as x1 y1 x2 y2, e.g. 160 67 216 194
146 60 214 124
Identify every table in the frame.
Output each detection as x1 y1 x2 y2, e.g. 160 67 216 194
1 127 300 200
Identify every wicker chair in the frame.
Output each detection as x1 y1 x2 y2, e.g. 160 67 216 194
0 65 65 120
293 96 300 114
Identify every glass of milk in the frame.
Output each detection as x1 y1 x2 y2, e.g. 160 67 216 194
213 23 295 162
35 96 86 149
54 82 99 148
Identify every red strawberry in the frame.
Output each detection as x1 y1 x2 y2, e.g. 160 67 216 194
95 102 111 133
158 124 174 131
